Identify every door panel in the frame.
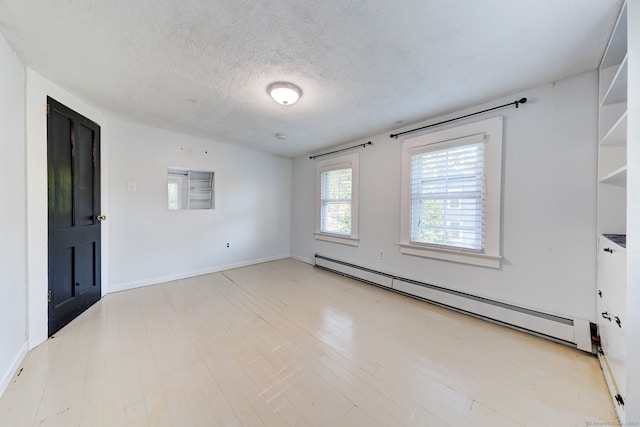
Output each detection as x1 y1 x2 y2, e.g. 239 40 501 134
76 123 96 227
48 97 102 336
50 112 73 229
77 242 97 295
52 247 74 307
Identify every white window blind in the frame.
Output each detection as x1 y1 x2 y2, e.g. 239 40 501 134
320 167 353 235
410 139 485 250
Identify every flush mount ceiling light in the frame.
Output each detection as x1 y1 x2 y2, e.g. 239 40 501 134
267 82 302 106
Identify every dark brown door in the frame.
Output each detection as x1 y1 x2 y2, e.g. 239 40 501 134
47 97 102 336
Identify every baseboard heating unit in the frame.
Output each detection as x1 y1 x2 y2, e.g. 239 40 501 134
314 254 593 352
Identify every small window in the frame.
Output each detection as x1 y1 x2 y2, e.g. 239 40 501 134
400 117 503 268
168 168 214 210
314 153 359 246
320 167 352 235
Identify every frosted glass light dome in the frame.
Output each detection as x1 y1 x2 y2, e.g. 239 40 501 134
267 82 302 106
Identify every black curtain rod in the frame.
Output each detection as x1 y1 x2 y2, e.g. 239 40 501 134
389 97 527 139
309 141 372 160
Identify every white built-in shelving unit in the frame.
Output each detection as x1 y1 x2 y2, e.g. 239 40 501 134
596 1 628 423
188 170 214 210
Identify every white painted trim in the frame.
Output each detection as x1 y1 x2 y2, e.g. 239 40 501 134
108 254 290 293
598 352 625 423
290 254 314 264
314 232 359 246
0 342 27 398
399 116 503 267
26 69 109 350
315 152 360 242
398 243 502 268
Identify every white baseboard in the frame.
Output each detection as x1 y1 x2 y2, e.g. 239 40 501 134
108 254 291 293
0 342 28 398
290 254 313 265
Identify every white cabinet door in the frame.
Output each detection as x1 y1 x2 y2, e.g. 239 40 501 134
597 236 627 405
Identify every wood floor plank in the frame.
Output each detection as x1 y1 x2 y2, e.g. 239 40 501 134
0 258 618 426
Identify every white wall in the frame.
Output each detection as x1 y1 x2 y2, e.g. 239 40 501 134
0 32 27 395
625 1 639 422
291 71 598 323
106 118 292 291
23 70 292 347
21 68 293 353
25 69 108 349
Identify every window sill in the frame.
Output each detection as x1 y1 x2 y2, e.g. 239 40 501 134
398 243 501 268
314 232 359 247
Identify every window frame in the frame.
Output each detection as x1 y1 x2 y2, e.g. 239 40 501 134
168 170 189 210
399 116 503 268
314 152 359 246
167 167 215 210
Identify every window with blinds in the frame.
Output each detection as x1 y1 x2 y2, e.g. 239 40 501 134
314 152 360 246
320 167 352 235
399 116 503 268
410 141 484 250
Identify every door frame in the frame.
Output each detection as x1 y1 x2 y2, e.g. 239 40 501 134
24 79 108 349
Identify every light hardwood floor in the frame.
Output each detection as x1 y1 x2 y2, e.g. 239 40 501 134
0 258 617 426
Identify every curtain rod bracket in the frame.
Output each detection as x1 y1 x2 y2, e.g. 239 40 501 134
515 97 527 108
390 97 527 139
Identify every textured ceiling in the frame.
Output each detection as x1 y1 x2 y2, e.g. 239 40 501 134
0 0 623 157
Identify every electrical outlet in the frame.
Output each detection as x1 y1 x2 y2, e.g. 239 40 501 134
226 243 230 248
126 181 137 192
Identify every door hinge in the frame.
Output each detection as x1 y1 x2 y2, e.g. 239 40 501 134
615 393 624 406
48 290 51 303
615 316 622 328
46 103 50 116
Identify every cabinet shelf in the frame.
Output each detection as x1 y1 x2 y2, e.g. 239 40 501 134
188 170 214 209
602 55 628 106
599 166 627 187
600 112 627 147
600 3 627 69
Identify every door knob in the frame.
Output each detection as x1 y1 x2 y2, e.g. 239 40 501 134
96 215 107 221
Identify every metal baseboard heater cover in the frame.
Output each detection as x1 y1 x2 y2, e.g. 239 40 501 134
314 254 592 352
